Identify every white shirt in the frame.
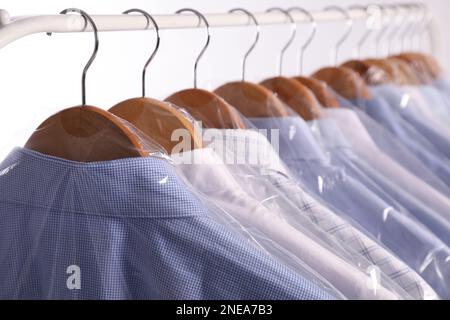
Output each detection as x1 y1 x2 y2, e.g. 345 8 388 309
176 146 399 300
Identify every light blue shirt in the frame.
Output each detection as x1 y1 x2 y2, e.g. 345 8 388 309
349 91 450 189
250 116 450 299
0 147 334 300
371 85 450 160
311 119 450 248
433 78 450 97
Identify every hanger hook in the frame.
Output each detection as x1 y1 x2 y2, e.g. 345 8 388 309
324 6 353 66
386 5 406 55
347 5 370 59
58 8 99 106
415 3 431 52
399 4 417 52
407 4 421 51
374 5 393 57
287 7 316 75
266 8 296 76
122 9 160 98
175 8 210 89
418 4 434 55
228 8 260 81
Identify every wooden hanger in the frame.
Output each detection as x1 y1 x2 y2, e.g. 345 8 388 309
312 66 371 101
214 82 289 117
213 9 288 118
260 77 322 120
108 9 202 155
165 9 246 129
294 77 340 108
286 7 340 108
258 8 322 120
341 60 393 85
394 52 441 82
25 9 149 162
312 7 371 101
362 58 417 85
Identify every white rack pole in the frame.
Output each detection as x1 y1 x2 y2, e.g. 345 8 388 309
0 9 367 50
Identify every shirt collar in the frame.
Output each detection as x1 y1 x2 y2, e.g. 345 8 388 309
249 117 329 163
0 148 206 218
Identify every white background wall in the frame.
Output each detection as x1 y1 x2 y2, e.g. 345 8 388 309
0 0 448 159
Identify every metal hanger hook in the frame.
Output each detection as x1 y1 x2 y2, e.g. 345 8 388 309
287 7 316 75
58 8 99 106
324 6 353 66
399 4 418 52
386 5 406 55
411 4 424 50
348 5 370 59
415 3 431 51
175 8 210 89
266 8 296 76
122 9 160 98
374 5 393 57
228 8 260 81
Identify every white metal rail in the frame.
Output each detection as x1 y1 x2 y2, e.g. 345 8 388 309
0 9 368 49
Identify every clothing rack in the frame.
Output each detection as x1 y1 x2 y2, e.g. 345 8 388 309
0 8 381 50
0 5 440 55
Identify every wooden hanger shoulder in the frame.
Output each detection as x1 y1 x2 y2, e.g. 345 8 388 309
312 66 371 101
109 97 203 155
293 76 340 108
25 105 149 162
214 81 289 117
394 52 441 82
363 58 414 85
166 88 247 129
259 76 323 121
341 60 393 85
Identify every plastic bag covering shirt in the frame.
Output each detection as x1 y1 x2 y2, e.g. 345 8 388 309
411 85 450 127
198 128 437 300
433 78 450 97
370 85 450 160
335 95 450 197
249 116 450 299
0 148 339 300
176 147 400 300
198 129 410 299
309 118 444 299
309 118 450 246
348 92 450 190
322 108 450 237
371 84 450 137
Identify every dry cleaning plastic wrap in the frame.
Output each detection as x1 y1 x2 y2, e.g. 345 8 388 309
173 109 424 300
315 100 450 299
331 89 450 197
243 97 450 299
0 109 340 300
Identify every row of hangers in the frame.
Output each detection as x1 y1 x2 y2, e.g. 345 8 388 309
24 4 438 162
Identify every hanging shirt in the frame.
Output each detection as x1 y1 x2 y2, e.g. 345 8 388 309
433 77 450 97
249 116 450 299
200 128 438 300
0 147 336 300
409 85 450 127
176 147 400 300
371 85 450 159
322 108 450 224
347 93 450 189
